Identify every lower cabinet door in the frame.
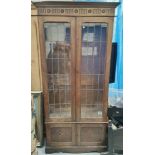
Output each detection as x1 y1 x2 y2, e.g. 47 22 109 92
77 123 108 146
46 123 107 147
46 123 76 146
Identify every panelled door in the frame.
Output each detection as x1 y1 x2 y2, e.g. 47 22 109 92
76 17 113 147
39 16 113 148
39 17 76 146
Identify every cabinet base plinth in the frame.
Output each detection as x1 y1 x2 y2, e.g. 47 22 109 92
45 145 107 153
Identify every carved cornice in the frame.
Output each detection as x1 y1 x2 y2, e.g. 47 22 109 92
38 7 115 16
31 1 119 16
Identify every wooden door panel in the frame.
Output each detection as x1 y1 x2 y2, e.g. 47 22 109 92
77 124 107 146
46 123 76 146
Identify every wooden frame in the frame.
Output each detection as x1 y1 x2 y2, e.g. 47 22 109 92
32 1 119 153
31 15 43 91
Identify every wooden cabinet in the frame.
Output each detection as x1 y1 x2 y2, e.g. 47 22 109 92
31 1 119 153
31 4 42 91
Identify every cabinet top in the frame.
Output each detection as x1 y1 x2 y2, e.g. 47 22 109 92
32 1 120 8
31 1 120 16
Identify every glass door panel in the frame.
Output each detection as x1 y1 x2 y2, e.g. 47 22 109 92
44 23 72 118
80 23 107 118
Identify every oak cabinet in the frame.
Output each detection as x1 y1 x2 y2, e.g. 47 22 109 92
31 1 119 153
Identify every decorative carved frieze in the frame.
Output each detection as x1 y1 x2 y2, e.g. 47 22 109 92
38 8 115 16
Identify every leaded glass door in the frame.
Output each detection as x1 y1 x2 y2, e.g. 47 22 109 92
40 17 76 123
76 17 113 123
